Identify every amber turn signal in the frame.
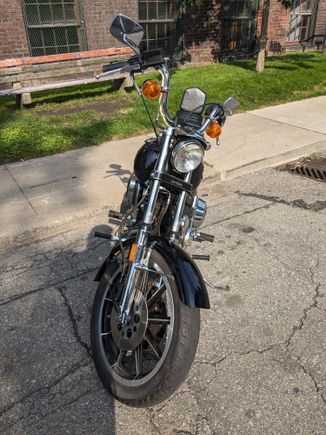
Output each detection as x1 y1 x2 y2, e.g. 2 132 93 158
142 79 161 99
206 121 222 139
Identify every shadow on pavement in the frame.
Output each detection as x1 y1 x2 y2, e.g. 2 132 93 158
0 223 119 433
105 163 132 185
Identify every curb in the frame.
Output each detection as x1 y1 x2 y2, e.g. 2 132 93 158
1 140 325 251
201 140 326 189
0 206 109 252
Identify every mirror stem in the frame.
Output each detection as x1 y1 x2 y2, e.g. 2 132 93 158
123 34 140 55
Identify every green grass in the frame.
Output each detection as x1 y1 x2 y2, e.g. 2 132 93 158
1 53 325 164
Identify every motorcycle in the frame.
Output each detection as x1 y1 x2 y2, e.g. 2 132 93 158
91 14 240 407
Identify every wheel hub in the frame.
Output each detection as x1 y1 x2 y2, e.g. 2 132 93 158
111 293 148 351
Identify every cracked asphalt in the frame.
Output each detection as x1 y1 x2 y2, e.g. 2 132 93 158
0 168 325 434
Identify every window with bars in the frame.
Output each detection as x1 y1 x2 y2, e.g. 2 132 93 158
288 0 314 42
221 0 256 53
138 0 178 57
21 0 86 56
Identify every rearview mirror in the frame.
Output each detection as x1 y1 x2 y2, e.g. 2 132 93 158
181 88 207 114
110 14 144 54
223 96 241 115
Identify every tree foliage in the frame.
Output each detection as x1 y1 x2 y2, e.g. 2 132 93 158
181 0 197 6
278 0 293 8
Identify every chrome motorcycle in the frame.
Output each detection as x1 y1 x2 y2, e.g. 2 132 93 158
91 14 240 407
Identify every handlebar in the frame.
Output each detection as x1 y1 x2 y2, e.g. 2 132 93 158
97 56 174 126
96 55 239 135
158 63 174 126
102 60 129 73
197 105 222 134
95 60 130 80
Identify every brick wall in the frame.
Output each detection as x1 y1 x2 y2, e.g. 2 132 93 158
0 0 29 59
82 0 139 51
182 0 291 62
0 0 324 63
183 0 324 61
262 0 326 53
0 0 138 59
265 0 289 54
314 0 326 43
182 0 222 63
255 0 288 54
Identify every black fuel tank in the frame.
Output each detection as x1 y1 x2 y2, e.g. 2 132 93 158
134 137 204 190
134 138 160 184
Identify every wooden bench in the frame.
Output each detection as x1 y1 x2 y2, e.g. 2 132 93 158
0 48 133 109
300 32 326 53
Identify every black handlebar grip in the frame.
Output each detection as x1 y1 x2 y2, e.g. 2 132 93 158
102 60 128 73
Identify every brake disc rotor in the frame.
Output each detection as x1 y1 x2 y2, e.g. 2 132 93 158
111 292 148 351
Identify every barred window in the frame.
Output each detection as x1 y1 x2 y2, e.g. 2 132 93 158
138 0 178 57
221 0 257 53
21 0 87 56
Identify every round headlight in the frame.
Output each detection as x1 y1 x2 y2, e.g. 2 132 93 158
171 140 204 173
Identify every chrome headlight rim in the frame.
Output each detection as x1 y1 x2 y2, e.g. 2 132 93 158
171 140 204 174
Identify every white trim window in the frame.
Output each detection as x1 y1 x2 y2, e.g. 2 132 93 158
288 0 314 43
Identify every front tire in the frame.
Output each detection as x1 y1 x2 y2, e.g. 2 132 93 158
90 250 200 407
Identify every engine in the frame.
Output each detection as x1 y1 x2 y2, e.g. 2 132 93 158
120 172 207 246
120 174 142 215
120 132 207 247
193 197 207 228
178 196 207 247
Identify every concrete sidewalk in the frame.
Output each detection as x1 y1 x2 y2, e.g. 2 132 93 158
1 96 325 245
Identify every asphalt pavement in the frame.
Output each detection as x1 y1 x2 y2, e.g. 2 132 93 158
1 168 325 434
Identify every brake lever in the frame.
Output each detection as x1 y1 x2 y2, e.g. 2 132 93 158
95 68 125 80
96 62 140 80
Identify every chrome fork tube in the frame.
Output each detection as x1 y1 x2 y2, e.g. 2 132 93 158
170 172 192 241
119 126 174 325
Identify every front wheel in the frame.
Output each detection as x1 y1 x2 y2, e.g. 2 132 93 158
90 250 200 407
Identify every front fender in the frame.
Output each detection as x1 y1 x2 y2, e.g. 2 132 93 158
94 237 210 309
151 239 210 309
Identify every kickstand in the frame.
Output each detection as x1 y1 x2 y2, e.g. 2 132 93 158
204 278 231 292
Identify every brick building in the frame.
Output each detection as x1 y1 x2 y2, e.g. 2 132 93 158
0 0 325 63
184 0 326 62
